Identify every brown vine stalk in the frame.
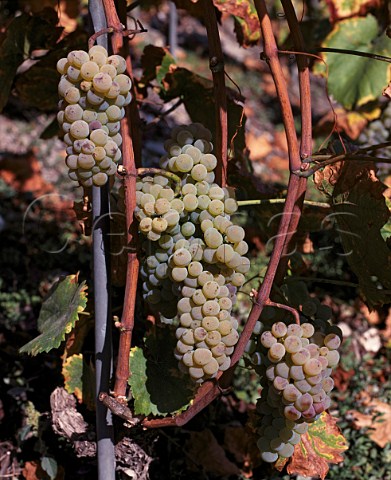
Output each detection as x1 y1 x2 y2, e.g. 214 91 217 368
101 0 140 401
272 0 310 284
202 0 228 187
143 0 310 427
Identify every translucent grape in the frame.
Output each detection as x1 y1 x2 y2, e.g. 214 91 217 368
303 358 323 376
261 331 277 348
208 199 225 216
324 333 341 350
271 322 288 338
291 349 311 366
173 248 192 267
268 343 286 362
70 120 89 139
284 335 302 353
172 267 188 282
226 225 245 243
202 281 220 299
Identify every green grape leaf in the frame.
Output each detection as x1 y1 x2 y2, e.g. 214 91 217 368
276 412 348 479
330 163 391 307
62 354 95 410
19 274 88 356
314 15 391 109
212 0 260 46
129 329 194 416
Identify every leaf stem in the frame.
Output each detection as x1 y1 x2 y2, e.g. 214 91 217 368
237 199 329 208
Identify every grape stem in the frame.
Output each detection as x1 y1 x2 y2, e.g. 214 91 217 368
294 154 391 178
301 141 391 164
136 167 182 195
264 298 301 325
88 23 147 49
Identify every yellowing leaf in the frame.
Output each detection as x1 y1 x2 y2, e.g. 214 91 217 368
285 412 348 480
62 354 95 410
19 274 88 356
326 0 382 22
213 0 260 46
314 15 391 109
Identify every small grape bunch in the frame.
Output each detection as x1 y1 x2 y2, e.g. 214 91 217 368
57 45 132 187
255 320 342 462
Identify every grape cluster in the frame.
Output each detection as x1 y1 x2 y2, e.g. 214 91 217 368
57 46 132 187
135 124 250 382
358 101 391 160
254 320 342 462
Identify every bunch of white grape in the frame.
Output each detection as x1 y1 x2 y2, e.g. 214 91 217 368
135 124 250 382
254 319 342 462
57 45 132 187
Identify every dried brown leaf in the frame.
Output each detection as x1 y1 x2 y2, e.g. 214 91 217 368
348 399 391 447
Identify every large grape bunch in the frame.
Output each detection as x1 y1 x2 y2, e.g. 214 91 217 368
135 124 250 383
254 319 342 463
57 45 132 187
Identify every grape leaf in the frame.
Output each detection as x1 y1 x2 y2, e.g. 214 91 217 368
276 412 348 479
162 66 246 154
139 45 246 154
0 14 30 112
62 354 95 410
0 9 63 112
213 0 260 46
186 429 241 476
19 274 88 356
14 30 88 112
314 15 391 109
140 45 176 88
129 329 194 416
325 0 382 22
331 163 391 307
